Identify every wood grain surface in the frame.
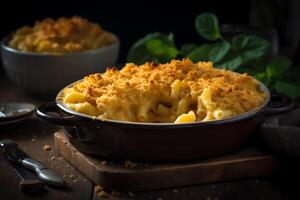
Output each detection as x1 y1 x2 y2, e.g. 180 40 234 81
54 130 282 192
0 118 93 200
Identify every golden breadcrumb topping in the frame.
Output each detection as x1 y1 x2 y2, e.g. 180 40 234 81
9 16 117 54
62 59 267 123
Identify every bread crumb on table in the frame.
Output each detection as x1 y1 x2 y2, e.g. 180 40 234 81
98 191 109 198
95 185 103 193
43 144 51 151
124 160 138 168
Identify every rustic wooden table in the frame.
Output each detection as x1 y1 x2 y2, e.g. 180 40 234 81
0 70 299 200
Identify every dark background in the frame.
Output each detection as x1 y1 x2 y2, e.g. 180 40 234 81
0 0 299 62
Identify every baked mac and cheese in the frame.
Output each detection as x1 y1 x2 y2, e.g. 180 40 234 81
62 59 267 123
9 16 116 54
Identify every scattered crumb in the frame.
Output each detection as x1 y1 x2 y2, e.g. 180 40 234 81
70 174 74 179
50 156 56 161
95 185 103 193
100 161 108 166
124 160 138 168
128 192 135 197
73 180 77 183
173 189 178 193
111 191 120 196
31 139 36 143
43 144 51 151
98 191 109 198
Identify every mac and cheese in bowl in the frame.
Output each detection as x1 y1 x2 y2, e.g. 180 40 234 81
9 16 117 54
62 59 267 123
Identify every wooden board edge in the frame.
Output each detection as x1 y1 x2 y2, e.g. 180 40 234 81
54 131 282 192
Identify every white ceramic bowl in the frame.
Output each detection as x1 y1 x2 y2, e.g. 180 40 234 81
1 33 120 95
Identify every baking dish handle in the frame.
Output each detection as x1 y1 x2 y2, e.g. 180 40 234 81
266 93 294 115
36 102 85 126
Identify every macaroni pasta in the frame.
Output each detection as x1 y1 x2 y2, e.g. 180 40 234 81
62 59 267 123
9 16 116 54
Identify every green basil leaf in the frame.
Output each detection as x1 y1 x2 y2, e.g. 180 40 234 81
232 35 269 63
127 32 179 64
215 56 242 70
195 13 221 41
180 44 198 56
275 81 300 99
208 41 230 62
145 39 178 57
187 41 230 62
186 45 210 62
266 56 291 79
254 72 270 86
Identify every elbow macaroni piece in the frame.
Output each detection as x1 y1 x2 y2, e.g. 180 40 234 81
64 91 86 104
174 111 196 123
213 110 232 120
67 102 98 116
62 59 267 123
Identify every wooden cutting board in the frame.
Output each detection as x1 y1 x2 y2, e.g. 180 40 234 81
54 130 281 192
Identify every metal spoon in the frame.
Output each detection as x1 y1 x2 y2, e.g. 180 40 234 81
0 111 5 117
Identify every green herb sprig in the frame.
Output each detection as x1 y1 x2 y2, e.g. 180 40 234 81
127 13 300 99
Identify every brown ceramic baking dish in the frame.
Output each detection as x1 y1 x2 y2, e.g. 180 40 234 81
36 81 293 162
